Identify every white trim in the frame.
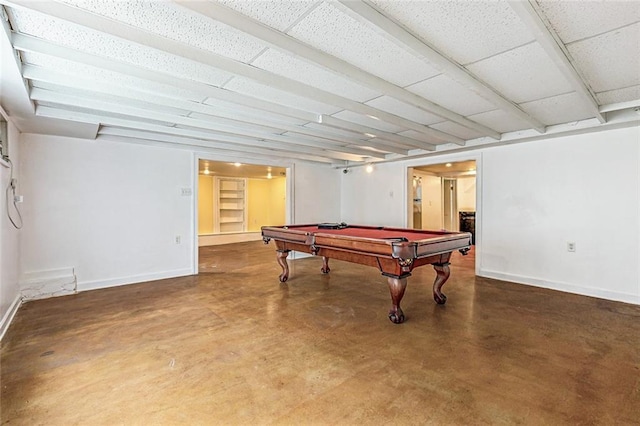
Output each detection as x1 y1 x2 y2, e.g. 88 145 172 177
479 269 640 306
77 268 194 292
0 294 22 341
192 152 200 275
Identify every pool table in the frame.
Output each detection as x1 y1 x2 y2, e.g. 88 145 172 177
261 223 472 324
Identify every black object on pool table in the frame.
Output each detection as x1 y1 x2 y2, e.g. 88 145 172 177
317 222 348 229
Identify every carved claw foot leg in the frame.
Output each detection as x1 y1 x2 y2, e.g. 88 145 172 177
386 276 408 324
276 250 290 282
433 263 451 305
321 256 330 274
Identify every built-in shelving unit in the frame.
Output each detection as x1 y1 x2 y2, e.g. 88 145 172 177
215 177 248 233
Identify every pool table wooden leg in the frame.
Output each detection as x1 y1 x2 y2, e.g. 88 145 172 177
386 277 407 324
276 250 290 282
432 263 451 304
321 256 330 274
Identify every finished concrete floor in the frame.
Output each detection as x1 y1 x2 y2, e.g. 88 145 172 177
2 241 639 424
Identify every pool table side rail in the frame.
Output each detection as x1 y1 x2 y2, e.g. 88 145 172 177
262 225 472 260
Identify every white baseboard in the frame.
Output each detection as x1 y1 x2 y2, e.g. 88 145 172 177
0 293 22 341
20 267 77 301
479 269 639 305
78 268 194 292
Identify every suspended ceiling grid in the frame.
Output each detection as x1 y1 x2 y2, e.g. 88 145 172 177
0 0 638 166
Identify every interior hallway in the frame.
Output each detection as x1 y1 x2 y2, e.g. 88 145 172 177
2 241 639 424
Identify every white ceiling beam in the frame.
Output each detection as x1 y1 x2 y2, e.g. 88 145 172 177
336 0 546 134
35 106 345 164
36 105 376 162
12 33 428 152
6 0 463 143
508 0 606 124
173 0 500 140
25 67 408 155
0 6 34 117
318 115 437 150
97 132 337 165
30 87 285 136
98 127 361 163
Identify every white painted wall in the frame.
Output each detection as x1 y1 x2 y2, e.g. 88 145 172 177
341 164 406 227
19 134 195 293
480 126 639 304
16 135 340 299
292 162 340 224
0 115 22 339
340 126 640 305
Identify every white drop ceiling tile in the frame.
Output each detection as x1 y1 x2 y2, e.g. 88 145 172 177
596 85 640 105
10 9 234 87
519 92 594 126
224 77 342 115
406 74 497 117
567 23 640 93
288 1 440 87
365 96 443 125
370 0 535 64
536 0 640 44
466 109 530 134
429 121 483 141
251 49 381 102
59 0 266 62
466 42 573 103
330 110 405 133
21 52 205 101
218 0 317 31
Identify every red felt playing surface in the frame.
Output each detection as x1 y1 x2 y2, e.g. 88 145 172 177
289 225 446 242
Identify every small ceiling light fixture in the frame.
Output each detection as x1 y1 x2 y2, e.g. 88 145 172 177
445 163 452 167
267 172 272 179
203 169 210 175
365 164 373 173
234 162 242 167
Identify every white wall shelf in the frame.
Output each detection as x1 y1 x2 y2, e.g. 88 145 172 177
215 177 248 234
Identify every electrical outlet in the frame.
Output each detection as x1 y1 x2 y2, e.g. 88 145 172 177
180 188 192 196
175 235 181 244
567 242 576 252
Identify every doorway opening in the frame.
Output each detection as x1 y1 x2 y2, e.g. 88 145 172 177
196 159 289 273
409 160 476 244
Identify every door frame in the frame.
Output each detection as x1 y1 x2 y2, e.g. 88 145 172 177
405 153 482 276
191 153 294 275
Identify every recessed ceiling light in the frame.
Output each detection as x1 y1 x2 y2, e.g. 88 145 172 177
365 164 373 173
234 162 241 167
446 163 452 167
